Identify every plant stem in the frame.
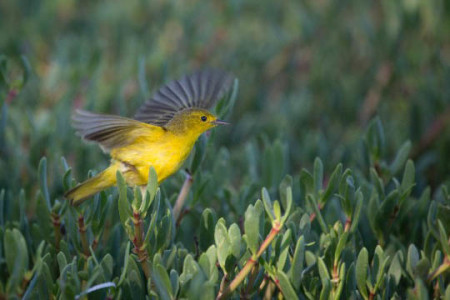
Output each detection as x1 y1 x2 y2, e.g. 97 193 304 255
344 217 351 232
242 265 259 298
51 212 61 252
218 273 229 298
263 280 276 300
216 222 281 300
132 210 151 280
173 172 193 220
77 215 90 257
258 275 268 292
427 256 450 282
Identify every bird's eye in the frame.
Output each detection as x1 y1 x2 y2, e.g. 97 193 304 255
201 116 207 122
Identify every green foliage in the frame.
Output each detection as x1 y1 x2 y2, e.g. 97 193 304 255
1 137 449 298
1 0 450 298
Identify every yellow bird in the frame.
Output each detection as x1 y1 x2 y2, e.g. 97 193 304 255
65 69 235 206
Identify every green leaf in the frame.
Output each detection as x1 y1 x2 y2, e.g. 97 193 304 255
334 232 349 265
350 190 363 233
406 244 419 279
366 116 385 160
400 160 415 195
38 157 51 209
390 140 412 175
4 228 29 293
319 278 331 300
300 169 314 198
407 279 428 300
373 246 388 292
35 192 52 243
388 251 403 285
321 163 342 206
244 203 261 255
279 175 293 209
437 220 450 256
335 262 346 299
57 252 68 275
228 223 241 258
414 258 430 281
375 189 399 231
199 208 217 252
144 191 160 245
356 248 369 299
277 270 299 300
276 229 292 271
289 235 305 290
132 186 143 212
140 166 158 216
61 157 73 191
313 157 324 195
317 256 330 281
170 269 179 297
118 242 131 286
273 200 282 221
370 168 385 197
280 186 293 225
338 171 355 216
199 247 218 282
179 254 200 285
261 188 275 223
152 264 173 300
214 219 230 271
117 171 133 237
307 195 328 233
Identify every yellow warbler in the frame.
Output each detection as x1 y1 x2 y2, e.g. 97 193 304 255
65 69 234 205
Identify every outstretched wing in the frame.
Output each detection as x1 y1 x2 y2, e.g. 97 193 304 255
72 109 162 152
134 69 235 126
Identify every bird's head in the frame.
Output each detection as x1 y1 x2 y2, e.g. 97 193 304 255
165 108 228 137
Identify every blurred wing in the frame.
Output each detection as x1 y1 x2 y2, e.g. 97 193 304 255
134 69 235 126
72 109 161 152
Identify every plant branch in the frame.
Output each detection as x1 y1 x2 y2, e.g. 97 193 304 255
216 222 281 300
132 210 151 280
263 280 276 300
427 255 450 282
77 215 90 257
242 265 259 299
51 212 61 252
218 273 229 299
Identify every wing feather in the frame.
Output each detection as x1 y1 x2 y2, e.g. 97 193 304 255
72 109 160 151
134 69 234 126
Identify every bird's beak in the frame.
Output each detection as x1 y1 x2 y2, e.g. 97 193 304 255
212 119 230 126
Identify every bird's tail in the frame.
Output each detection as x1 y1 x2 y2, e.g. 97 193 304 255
65 166 117 206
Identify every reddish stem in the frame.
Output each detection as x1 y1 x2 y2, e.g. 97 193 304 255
77 215 90 256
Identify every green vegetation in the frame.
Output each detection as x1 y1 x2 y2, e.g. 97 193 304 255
1 0 449 299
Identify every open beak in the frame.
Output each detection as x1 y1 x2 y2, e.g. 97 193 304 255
212 119 230 126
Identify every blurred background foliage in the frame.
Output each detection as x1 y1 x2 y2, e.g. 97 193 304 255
1 0 449 195
0 0 450 299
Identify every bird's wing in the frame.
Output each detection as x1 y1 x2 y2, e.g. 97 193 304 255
134 69 235 126
72 109 163 152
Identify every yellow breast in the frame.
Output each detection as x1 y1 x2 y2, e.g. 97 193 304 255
110 131 196 186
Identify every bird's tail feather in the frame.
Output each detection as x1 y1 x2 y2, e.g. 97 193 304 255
65 166 117 206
